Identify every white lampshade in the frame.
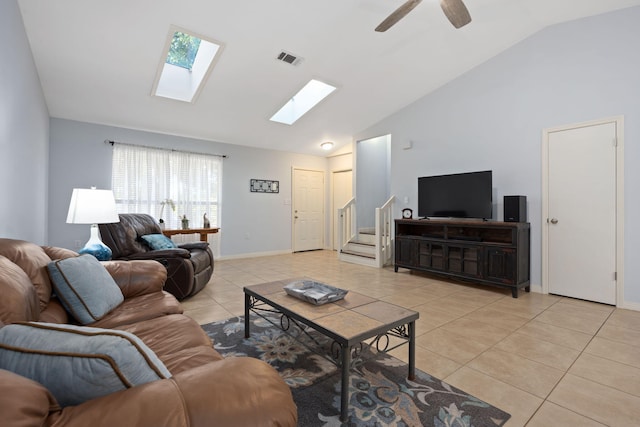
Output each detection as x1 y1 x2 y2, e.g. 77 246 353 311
66 187 119 261
66 188 119 224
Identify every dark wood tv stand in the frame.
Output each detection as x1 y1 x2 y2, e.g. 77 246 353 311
394 219 530 298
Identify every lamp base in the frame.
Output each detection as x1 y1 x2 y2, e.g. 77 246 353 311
79 224 113 261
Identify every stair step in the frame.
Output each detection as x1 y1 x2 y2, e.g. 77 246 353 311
340 249 376 259
349 239 374 247
345 242 375 255
355 233 376 244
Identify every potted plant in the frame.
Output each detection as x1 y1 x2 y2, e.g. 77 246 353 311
158 199 176 229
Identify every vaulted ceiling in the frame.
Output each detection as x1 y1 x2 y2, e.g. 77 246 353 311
18 0 640 156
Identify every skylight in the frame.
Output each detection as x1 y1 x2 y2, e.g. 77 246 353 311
270 79 337 125
152 27 223 103
166 32 201 70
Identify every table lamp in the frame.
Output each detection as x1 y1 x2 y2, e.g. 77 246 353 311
66 187 120 260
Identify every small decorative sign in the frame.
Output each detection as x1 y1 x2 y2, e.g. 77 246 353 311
250 179 279 193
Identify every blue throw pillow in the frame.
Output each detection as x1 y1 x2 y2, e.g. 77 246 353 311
47 254 124 324
140 234 177 250
0 322 171 407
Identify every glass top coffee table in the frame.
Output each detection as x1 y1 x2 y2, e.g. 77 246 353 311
244 278 419 422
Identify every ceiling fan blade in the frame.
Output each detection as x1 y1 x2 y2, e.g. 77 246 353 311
440 0 472 29
375 0 423 32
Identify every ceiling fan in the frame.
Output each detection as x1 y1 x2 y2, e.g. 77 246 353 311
375 0 472 32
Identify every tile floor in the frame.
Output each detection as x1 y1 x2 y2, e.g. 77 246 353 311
182 250 640 427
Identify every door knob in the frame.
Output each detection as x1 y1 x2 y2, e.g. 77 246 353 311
550 218 558 224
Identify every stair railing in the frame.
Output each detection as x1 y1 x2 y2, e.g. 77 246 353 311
337 198 356 255
375 196 396 267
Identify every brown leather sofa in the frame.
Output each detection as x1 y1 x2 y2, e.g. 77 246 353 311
99 213 213 300
0 238 297 427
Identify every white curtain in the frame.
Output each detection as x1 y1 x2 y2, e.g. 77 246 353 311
111 143 222 256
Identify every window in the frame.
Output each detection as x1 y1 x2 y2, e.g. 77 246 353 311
270 79 337 125
152 26 223 103
111 144 222 255
166 32 201 70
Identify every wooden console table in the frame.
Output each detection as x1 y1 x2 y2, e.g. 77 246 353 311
162 227 220 242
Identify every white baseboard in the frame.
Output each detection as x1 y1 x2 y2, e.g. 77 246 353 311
620 300 640 312
217 249 291 261
528 283 543 294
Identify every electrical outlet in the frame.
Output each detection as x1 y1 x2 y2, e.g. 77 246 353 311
74 240 82 249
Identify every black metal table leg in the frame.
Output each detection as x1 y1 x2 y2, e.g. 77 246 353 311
408 321 416 380
340 344 350 422
244 293 250 338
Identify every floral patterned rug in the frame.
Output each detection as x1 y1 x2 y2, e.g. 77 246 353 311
202 314 511 427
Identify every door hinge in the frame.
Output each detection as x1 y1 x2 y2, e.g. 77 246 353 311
613 137 618 147
614 272 617 281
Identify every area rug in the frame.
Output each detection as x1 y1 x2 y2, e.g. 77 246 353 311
202 314 511 427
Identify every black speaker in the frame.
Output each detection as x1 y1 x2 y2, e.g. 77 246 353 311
504 195 526 222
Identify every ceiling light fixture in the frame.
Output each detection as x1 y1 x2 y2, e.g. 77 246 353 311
320 142 334 150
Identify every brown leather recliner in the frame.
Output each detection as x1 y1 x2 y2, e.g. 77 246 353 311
99 213 213 299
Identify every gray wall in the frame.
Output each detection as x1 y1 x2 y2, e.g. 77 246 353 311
0 0 50 244
355 135 391 228
5 0 639 304
355 7 640 304
48 119 328 257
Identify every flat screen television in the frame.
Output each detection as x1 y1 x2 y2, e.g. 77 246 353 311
418 170 493 219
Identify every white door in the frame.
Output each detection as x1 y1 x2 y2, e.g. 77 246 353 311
546 121 617 304
292 168 324 252
332 170 353 250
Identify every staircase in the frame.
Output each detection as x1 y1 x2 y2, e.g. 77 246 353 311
337 197 395 268
339 228 377 266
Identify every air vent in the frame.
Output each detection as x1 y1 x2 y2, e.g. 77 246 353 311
276 50 303 66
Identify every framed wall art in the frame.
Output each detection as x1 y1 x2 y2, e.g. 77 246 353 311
250 179 279 193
